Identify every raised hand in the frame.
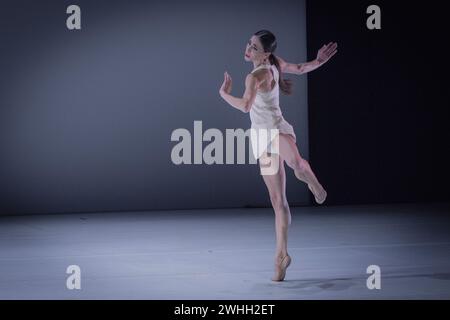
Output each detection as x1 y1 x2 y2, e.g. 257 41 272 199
219 71 232 94
316 42 338 65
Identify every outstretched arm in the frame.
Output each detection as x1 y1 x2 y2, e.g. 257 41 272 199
219 72 258 113
275 42 338 75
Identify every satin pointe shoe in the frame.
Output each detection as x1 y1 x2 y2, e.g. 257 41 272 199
272 254 292 281
308 184 327 205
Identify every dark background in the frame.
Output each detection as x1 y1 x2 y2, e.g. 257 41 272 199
307 0 449 205
0 0 448 216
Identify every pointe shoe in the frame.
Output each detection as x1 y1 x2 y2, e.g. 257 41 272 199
308 184 327 205
272 255 292 281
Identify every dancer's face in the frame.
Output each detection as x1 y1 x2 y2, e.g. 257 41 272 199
244 35 270 63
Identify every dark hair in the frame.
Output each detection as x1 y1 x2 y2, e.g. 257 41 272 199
254 30 293 95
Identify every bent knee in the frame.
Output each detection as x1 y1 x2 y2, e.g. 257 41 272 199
288 156 307 172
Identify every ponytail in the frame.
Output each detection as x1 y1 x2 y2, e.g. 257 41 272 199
269 53 293 95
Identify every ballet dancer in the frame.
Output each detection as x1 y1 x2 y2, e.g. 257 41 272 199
219 30 337 281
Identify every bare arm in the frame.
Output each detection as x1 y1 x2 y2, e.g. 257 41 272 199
219 72 258 113
276 55 322 75
275 42 338 75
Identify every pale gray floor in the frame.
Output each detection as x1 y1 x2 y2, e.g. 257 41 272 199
0 202 449 300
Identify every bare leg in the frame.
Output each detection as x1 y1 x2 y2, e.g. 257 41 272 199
259 152 292 280
278 133 327 204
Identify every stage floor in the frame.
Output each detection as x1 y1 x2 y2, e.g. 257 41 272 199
1 202 449 299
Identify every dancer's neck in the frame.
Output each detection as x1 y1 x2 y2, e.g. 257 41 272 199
253 62 270 69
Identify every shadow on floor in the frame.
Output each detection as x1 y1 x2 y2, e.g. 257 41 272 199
262 272 450 292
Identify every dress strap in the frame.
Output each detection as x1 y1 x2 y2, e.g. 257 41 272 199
271 64 279 83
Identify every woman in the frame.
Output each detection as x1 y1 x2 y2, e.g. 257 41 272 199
219 30 337 281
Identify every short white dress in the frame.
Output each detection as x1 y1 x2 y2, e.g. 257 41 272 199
249 64 297 160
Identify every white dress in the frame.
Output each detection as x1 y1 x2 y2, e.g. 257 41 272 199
249 64 297 160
